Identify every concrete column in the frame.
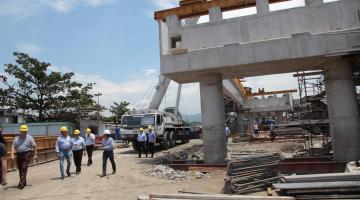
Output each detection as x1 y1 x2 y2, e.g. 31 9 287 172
256 0 269 16
305 0 323 6
276 112 284 124
166 14 181 36
200 73 226 164
209 6 222 22
236 111 245 135
324 59 360 162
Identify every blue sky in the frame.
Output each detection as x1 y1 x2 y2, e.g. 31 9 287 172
0 0 338 116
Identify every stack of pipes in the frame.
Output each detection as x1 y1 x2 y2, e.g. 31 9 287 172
226 151 281 194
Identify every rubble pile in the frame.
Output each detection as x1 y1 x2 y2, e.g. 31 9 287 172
145 165 207 181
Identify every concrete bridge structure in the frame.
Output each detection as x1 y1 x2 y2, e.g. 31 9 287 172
155 0 360 163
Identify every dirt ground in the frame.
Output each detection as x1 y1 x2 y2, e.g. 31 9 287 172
1 139 225 200
1 138 307 200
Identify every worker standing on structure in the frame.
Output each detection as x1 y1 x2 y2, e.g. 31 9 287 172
225 124 231 141
101 130 116 177
85 128 95 166
137 128 147 158
147 126 156 158
254 122 259 138
71 129 86 175
270 122 276 142
0 128 8 189
11 125 37 189
55 127 72 179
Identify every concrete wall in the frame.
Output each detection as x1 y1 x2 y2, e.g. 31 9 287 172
178 0 359 51
245 94 292 113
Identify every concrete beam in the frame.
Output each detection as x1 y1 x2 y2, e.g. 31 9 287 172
222 79 246 106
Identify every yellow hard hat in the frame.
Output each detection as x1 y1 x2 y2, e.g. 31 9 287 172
147 125 152 130
86 128 91 133
74 129 80 135
19 125 29 132
60 127 68 132
139 128 144 131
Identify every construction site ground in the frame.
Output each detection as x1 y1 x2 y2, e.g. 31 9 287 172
1 137 305 200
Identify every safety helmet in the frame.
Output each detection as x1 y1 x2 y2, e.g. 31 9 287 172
139 128 144 131
74 129 80 135
103 130 111 135
19 125 29 132
86 128 91 133
60 127 68 132
147 125 152 130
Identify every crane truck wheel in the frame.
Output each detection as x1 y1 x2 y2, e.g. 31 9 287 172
161 131 170 149
132 139 139 151
169 131 176 147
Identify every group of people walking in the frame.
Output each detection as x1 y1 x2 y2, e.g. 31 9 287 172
137 126 156 158
0 124 117 190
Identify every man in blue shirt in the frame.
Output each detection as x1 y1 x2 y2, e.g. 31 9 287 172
55 127 72 179
71 129 86 174
269 122 276 142
137 128 147 158
101 130 116 177
147 126 156 158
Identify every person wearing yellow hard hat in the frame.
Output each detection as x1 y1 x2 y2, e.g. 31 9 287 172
71 129 86 175
84 128 95 166
136 127 147 158
147 126 156 158
55 126 72 179
11 124 37 189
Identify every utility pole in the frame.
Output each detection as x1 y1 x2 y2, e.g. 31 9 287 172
94 92 102 134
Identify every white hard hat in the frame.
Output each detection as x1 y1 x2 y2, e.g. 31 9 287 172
103 130 111 135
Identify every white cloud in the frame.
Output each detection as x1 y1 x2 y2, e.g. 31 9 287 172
150 0 178 10
16 43 43 55
0 0 42 20
0 0 113 19
40 0 113 13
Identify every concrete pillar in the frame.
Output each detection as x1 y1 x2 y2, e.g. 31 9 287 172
256 0 269 16
305 0 323 7
166 14 181 36
237 111 245 135
209 6 222 22
276 112 284 124
324 59 360 162
200 73 227 164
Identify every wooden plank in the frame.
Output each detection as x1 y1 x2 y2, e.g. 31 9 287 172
273 181 360 190
149 193 295 199
154 0 289 22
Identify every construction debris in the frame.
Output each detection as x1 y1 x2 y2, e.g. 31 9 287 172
144 165 207 181
138 193 295 200
225 151 281 194
273 172 360 199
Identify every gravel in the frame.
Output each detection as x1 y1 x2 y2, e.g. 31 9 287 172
145 165 207 181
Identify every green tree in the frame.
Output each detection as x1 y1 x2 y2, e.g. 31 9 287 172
1 52 96 122
109 101 130 123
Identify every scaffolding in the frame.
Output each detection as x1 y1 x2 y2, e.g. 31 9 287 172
295 71 329 152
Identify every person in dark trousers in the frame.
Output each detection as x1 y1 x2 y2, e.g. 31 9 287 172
101 130 116 177
147 126 156 158
11 125 37 189
55 126 72 179
254 122 259 138
0 128 8 189
137 128 147 158
71 129 86 174
270 122 276 142
85 128 95 166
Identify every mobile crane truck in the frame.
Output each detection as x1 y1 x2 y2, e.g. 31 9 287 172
120 76 194 150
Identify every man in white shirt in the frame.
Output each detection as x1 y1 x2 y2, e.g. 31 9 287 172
85 128 95 166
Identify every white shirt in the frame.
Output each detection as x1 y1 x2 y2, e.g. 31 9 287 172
85 133 96 146
254 124 259 130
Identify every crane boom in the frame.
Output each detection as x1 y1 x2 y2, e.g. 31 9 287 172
148 75 171 110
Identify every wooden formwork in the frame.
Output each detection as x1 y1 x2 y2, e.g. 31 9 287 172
3 135 58 170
